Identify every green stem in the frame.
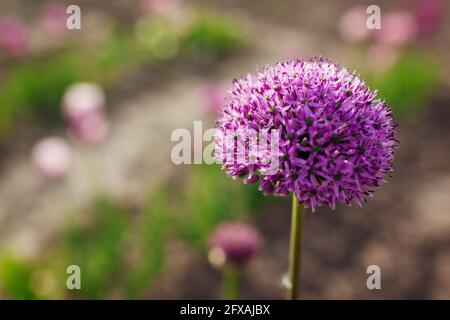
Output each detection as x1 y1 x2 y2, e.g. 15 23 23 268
288 193 303 300
223 266 240 300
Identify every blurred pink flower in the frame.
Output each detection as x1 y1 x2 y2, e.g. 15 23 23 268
0 16 29 57
208 222 262 267
62 83 109 144
394 0 445 36
63 83 105 119
414 0 445 37
139 0 180 15
32 136 73 180
338 6 371 43
376 11 418 47
201 83 226 116
69 111 109 144
40 1 67 35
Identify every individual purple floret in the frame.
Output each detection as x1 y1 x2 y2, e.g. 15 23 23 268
215 58 397 211
209 222 262 266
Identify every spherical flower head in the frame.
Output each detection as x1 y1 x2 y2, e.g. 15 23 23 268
31 136 73 180
208 222 262 267
215 58 397 211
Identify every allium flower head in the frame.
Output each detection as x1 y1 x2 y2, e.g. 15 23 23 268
209 222 261 267
215 58 397 211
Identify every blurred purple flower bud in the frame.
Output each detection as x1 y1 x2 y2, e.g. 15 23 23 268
31 136 73 180
209 222 262 267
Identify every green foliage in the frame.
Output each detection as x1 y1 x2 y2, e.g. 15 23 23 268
0 255 37 300
0 53 84 133
62 197 131 299
370 53 441 116
134 17 179 61
182 12 243 62
0 193 171 299
96 32 148 83
125 188 168 298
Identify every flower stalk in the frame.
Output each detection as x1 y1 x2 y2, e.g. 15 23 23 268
288 193 303 300
223 266 240 300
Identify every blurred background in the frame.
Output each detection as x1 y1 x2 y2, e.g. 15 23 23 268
0 0 449 299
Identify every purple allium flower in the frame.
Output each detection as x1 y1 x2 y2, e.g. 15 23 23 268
209 222 262 267
215 58 397 211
